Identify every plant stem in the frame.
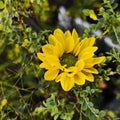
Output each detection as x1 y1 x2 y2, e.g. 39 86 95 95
112 26 120 45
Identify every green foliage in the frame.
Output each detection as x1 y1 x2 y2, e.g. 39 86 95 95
0 0 120 120
79 87 105 120
33 93 74 120
33 86 105 120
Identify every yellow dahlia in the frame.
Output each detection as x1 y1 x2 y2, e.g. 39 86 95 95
37 28 105 91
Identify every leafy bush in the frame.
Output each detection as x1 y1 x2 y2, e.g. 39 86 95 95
0 0 120 120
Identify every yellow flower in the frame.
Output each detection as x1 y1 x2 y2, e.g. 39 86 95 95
37 28 105 91
0 99 7 110
90 13 98 20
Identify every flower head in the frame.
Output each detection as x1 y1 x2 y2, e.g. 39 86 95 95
37 28 105 91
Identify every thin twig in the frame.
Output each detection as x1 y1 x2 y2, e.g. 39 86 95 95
112 26 120 45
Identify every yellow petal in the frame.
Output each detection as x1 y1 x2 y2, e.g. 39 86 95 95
39 62 51 69
78 52 94 60
83 72 94 82
83 68 98 74
73 42 81 56
44 69 59 80
42 44 54 54
78 47 97 59
40 55 61 69
79 47 98 55
38 54 60 69
48 34 58 45
65 30 71 38
37 52 45 61
74 72 85 85
54 28 65 47
72 29 79 45
49 35 64 57
79 37 96 50
55 72 75 91
54 28 64 35
84 56 106 68
92 57 106 64
47 55 59 64
64 31 75 53
65 67 78 77
71 29 80 55
74 37 96 56
49 34 62 48
75 59 84 71
55 73 63 82
60 74 75 91
54 45 64 57
65 37 75 53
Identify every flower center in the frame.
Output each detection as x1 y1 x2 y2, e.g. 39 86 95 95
60 53 78 67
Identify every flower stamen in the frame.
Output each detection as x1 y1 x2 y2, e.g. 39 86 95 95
60 53 78 67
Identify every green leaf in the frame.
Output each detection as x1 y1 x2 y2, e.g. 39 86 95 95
109 0 115 4
0 1 5 9
51 106 58 116
113 3 118 9
99 110 106 117
32 106 46 115
116 65 120 75
78 97 84 104
104 75 110 81
81 101 87 110
54 114 59 120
